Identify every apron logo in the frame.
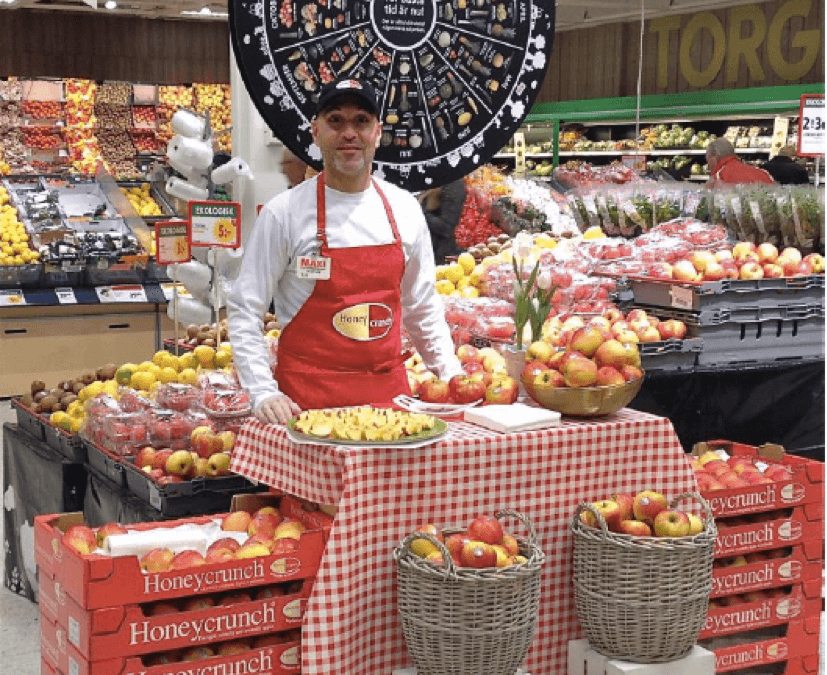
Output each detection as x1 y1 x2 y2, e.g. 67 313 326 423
332 303 393 341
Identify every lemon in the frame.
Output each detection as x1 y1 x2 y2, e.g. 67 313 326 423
50 411 69 427
468 264 485 286
217 343 233 355
137 360 155 372
215 351 233 368
535 234 557 249
444 263 465 285
67 417 82 434
449 289 462 297
266 329 281 338
456 277 471 290
130 371 156 391
460 286 480 298
116 364 136 385
434 265 448 281
178 368 198 385
178 353 196 371
87 380 106 397
193 345 216 368
457 252 476 274
156 367 179 383
159 352 179 371
583 226 605 240
435 279 455 295
152 350 169 366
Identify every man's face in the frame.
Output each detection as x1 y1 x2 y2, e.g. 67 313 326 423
311 101 380 179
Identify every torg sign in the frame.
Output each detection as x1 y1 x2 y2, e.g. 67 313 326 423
229 0 555 190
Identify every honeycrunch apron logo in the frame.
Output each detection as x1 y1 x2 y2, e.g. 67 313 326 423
191 204 238 218
332 303 393 341
125 649 275 675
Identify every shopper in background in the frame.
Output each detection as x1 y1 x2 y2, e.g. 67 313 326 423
706 138 775 188
418 179 467 264
228 77 462 425
280 147 309 188
760 145 810 185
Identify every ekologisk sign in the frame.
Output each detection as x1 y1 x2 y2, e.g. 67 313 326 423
229 0 555 191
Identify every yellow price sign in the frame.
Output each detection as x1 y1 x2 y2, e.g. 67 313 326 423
189 201 242 248
154 221 191 265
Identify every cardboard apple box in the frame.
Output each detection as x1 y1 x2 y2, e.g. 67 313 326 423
704 616 821 673
41 574 310 660
714 502 824 558
783 654 822 675
692 441 825 517
34 496 325 611
63 638 300 675
41 656 58 675
700 578 822 639
277 494 334 539
710 538 823 598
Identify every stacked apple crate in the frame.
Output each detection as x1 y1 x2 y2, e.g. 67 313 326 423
36 493 331 675
624 265 825 369
691 441 824 675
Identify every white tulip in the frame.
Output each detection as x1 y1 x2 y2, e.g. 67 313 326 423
537 269 552 290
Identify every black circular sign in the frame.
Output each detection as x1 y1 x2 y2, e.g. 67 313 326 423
229 0 555 191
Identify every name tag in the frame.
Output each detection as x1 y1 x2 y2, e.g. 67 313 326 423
296 255 331 280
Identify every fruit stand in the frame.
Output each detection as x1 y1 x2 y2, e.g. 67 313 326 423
228 409 697 675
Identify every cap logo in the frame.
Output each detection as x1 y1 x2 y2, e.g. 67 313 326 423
336 79 363 91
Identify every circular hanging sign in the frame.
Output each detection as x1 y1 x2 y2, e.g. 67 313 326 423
229 0 555 191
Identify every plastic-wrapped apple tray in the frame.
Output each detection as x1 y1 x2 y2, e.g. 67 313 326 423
600 270 825 313
121 457 265 517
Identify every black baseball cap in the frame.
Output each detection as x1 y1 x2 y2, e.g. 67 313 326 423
315 77 379 118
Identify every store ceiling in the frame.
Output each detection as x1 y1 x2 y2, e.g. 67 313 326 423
3 0 772 27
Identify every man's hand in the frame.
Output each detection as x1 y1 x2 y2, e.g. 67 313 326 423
255 394 302 425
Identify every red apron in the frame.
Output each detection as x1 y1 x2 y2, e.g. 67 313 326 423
274 172 411 409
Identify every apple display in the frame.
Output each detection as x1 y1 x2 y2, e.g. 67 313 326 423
165 450 195 478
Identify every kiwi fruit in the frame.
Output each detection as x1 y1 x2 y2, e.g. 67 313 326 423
73 381 86 395
202 338 216 347
33 390 48 403
498 233 510 243
200 323 213 333
219 327 229 340
56 380 69 392
40 395 58 413
488 243 501 253
61 394 78 408
49 388 64 399
19 393 33 408
196 330 211 342
31 380 46 396
186 324 200 338
80 372 96 385
31 403 42 414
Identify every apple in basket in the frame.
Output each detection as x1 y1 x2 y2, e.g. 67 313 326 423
652 510 691 537
632 490 668 524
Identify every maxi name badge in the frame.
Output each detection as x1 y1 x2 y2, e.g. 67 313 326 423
154 220 192 265
189 201 242 248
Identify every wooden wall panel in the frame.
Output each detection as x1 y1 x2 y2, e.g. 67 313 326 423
538 0 823 104
0 9 230 84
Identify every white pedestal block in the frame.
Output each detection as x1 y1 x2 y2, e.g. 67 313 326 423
568 639 715 675
393 669 531 675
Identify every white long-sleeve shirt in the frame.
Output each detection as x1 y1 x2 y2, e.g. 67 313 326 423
227 174 463 410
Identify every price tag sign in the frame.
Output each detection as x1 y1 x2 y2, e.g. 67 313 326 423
798 95 825 157
189 201 241 249
155 220 191 265
96 285 148 303
669 285 695 311
0 289 26 306
54 287 77 304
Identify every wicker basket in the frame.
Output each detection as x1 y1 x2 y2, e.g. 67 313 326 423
571 492 716 663
393 510 545 675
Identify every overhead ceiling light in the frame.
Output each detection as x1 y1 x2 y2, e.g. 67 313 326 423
181 6 229 17
104 0 117 8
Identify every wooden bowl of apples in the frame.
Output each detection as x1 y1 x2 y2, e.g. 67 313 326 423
521 372 645 417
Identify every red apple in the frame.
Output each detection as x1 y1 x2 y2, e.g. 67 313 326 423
151 449 173 471
456 344 481 364
467 369 493 389
568 326 606 357
611 493 635 522
617 520 652 537
134 446 156 470
467 515 504 545
248 512 281 538
533 369 565 388
803 253 825 273
63 525 98 555
672 259 701 282
779 247 802 264
459 541 497 568
521 360 549 383
500 533 520 557
169 550 206 569
632 490 668 523
732 241 758 261
595 366 625 387
756 242 779 264
594 339 627 369
139 548 175 572
636 326 661 343
562 357 598 387
581 499 623 532
485 377 519 404
652 509 691 537
419 378 450 403
444 533 470 563
762 263 784 278
739 262 764 279
221 510 252 532
691 250 717 272
702 261 726 282
449 374 486 404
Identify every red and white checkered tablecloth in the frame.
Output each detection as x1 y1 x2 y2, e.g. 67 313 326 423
231 408 696 675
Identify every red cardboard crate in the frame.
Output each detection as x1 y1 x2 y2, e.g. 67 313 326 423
39 574 62 625
41 613 64 673
41 656 59 675
64 637 300 675
693 441 825 517
278 494 334 537
784 654 822 674
700 578 822 639
34 495 325 610
711 538 823 598
705 616 821 672
47 574 309 660
715 502 825 558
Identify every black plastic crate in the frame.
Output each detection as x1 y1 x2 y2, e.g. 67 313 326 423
639 338 703 372
43 421 86 463
122 460 264 518
83 439 128 487
0 263 43 288
83 262 146 286
41 265 84 288
637 301 826 327
10 397 46 441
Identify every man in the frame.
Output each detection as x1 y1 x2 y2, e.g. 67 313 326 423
228 77 463 425
706 138 775 188
418 179 467 264
280 147 309 188
760 145 810 185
